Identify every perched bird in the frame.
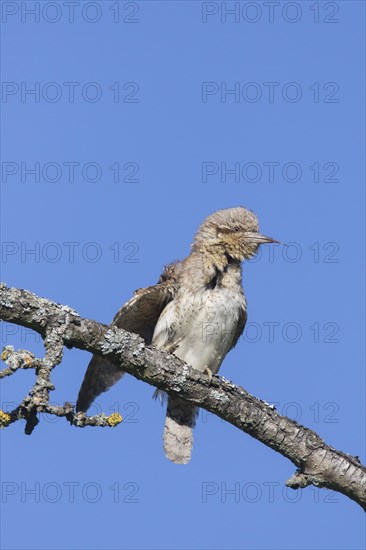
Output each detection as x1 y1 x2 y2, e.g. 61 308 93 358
76 206 278 464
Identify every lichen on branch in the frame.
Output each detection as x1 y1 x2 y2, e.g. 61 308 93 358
0 283 365 511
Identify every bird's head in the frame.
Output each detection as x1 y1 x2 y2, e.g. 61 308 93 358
192 206 279 262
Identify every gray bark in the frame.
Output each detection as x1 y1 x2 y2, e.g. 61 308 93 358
0 283 365 511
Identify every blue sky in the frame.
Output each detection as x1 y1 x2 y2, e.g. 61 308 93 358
1 1 365 549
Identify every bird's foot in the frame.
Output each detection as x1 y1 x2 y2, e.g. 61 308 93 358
203 366 213 385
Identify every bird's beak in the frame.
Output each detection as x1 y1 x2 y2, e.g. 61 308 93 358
245 232 281 245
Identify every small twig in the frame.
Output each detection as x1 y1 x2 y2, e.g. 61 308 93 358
0 342 122 432
0 346 38 378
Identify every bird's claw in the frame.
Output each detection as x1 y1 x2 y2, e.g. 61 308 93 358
204 367 213 385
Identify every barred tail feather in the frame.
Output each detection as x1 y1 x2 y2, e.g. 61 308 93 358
163 397 197 464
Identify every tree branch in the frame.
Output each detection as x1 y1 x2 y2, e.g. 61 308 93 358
0 283 365 511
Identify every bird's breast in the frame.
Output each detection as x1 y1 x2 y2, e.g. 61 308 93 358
153 284 246 375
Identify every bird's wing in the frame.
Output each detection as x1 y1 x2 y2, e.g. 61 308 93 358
111 283 175 344
76 262 181 412
229 304 247 351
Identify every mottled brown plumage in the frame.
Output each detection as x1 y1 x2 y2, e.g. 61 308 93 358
76 262 181 413
76 206 277 463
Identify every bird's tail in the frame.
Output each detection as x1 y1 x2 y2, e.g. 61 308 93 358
163 396 197 464
76 355 125 413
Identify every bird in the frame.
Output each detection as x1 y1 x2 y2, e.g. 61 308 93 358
76 206 278 464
